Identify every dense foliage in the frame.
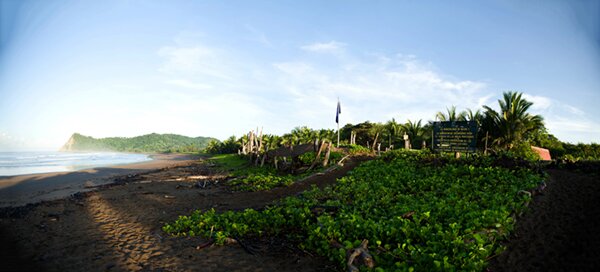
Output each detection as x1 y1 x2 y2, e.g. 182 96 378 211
559 143 600 161
205 136 241 154
61 133 216 153
164 150 544 270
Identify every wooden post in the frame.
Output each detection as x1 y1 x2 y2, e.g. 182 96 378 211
248 131 253 154
258 127 263 152
261 145 268 167
253 130 259 152
372 133 379 150
323 142 331 167
377 143 381 156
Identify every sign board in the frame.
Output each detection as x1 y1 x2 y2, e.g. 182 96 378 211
433 121 478 153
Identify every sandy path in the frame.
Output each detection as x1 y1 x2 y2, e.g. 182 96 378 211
488 169 600 271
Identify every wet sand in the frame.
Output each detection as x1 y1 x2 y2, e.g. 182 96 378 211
0 154 199 208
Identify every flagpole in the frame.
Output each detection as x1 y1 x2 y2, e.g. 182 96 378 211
337 121 340 148
336 98 340 148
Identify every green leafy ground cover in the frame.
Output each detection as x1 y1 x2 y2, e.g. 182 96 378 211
166 151 544 271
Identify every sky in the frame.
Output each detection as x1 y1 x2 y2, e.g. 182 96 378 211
1 0 599 150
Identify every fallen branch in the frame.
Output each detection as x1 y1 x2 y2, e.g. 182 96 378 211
337 155 351 166
347 239 374 272
196 239 215 250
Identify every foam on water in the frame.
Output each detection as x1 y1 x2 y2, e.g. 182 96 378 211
0 151 152 176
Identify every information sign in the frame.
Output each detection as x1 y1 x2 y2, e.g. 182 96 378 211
433 121 478 153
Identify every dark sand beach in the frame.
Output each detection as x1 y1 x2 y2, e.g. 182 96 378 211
1 156 599 271
0 156 358 271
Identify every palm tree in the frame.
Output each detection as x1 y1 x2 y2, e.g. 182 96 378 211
402 119 424 149
464 108 482 124
483 91 544 150
385 118 401 147
436 106 466 121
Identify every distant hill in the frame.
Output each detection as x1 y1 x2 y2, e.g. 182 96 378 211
60 133 218 153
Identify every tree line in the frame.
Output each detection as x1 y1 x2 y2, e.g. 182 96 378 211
63 133 217 153
205 91 598 160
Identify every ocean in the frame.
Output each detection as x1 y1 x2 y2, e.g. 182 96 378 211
0 151 152 176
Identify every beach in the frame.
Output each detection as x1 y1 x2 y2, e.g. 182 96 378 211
0 155 358 271
0 154 198 208
1 155 599 271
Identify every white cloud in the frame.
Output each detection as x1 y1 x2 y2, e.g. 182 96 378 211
301 41 346 53
157 44 233 80
165 79 212 90
523 94 553 110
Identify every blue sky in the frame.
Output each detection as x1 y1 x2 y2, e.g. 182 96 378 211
1 0 599 150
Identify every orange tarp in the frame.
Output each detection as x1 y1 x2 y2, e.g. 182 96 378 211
531 146 552 161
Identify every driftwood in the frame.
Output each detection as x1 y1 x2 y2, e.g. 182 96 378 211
309 141 328 170
347 240 374 272
401 211 416 219
329 239 374 271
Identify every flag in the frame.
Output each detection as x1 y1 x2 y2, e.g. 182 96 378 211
335 100 341 124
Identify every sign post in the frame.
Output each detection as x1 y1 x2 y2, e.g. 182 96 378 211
433 121 478 153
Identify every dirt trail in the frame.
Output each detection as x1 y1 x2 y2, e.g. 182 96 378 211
0 158 362 272
488 169 600 272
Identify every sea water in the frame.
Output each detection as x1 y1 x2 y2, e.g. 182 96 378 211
0 151 152 176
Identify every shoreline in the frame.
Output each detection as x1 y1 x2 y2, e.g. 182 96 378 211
0 153 200 208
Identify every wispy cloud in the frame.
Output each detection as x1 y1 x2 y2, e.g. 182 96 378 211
244 24 273 47
157 44 233 80
153 36 598 143
165 79 212 90
301 41 346 53
523 94 553 110
272 52 490 126
518 94 598 142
